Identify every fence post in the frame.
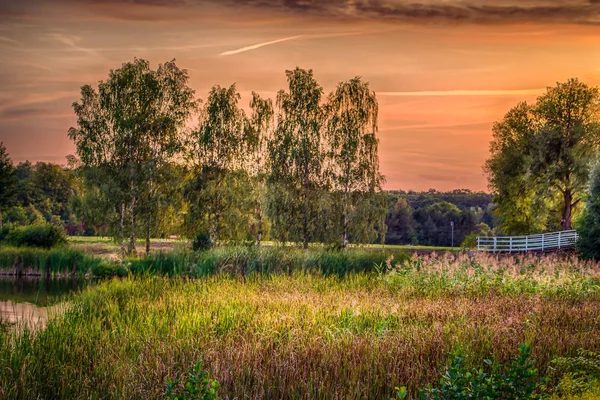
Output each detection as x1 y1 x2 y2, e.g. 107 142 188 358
558 231 562 249
525 236 528 252
493 236 497 253
541 234 544 252
477 236 480 252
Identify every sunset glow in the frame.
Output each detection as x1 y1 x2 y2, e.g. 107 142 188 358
2 0 600 190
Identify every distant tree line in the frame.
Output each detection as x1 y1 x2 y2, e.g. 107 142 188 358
385 190 494 246
0 141 495 251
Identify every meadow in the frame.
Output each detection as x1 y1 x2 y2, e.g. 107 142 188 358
1 251 600 399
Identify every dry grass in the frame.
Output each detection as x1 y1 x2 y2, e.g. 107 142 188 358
1 253 600 399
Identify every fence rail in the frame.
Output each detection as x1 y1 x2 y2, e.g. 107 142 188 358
476 230 578 253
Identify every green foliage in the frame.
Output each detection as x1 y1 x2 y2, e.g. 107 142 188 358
416 344 540 400
546 350 600 397
69 58 196 255
578 163 600 260
2 266 600 399
268 67 325 248
91 260 129 278
0 246 100 275
486 79 600 234
325 77 385 248
187 84 246 245
0 142 17 229
3 223 67 248
192 232 213 251
386 197 417 245
165 361 219 400
413 201 477 247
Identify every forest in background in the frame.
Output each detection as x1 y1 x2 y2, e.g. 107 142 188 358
0 156 494 249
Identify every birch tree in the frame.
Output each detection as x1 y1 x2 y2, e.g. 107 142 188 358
188 84 245 245
268 67 324 249
244 92 274 245
69 58 196 255
325 77 385 248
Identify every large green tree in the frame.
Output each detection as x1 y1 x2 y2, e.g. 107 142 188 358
485 79 600 234
325 77 385 248
245 92 274 245
69 58 195 255
187 84 245 244
268 68 325 248
0 142 16 229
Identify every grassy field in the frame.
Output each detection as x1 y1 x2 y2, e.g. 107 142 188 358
1 252 600 399
67 236 455 259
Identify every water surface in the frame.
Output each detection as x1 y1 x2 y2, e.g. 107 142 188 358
0 277 92 331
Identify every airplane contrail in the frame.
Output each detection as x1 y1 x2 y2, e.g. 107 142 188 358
219 35 304 56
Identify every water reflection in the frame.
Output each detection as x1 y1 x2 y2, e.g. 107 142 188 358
0 276 91 332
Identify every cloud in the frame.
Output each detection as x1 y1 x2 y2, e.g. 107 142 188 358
210 0 600 26
220 35 304 56
378 89 545 97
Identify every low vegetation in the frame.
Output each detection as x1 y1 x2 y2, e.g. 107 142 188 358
1 253 600 399
0 223 67 249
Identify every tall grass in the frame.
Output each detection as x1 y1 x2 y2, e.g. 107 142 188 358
127 246 414 276
0 246 101 276
1 263 600 399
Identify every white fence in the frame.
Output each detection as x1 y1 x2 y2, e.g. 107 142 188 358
476 230 578 253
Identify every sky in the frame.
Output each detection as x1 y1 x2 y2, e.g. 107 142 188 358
1 0 600 191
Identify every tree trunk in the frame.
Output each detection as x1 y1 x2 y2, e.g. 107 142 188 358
342 186 349 249
120 203 126 258
0 208 3 230
129 196 136 255
211 188 221 246
256 204 263 247
562 190 573 230
145 210 151 255
302 189 309 249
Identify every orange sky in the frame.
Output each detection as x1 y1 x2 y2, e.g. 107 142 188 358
1 0 600 191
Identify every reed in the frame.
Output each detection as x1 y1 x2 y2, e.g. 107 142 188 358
1 255 600 399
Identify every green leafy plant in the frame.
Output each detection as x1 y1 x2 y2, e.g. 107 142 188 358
165 361 219 400
2 223 67 248
410 344 540 400
545 349 600 397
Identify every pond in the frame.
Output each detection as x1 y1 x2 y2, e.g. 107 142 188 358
0 277 92 332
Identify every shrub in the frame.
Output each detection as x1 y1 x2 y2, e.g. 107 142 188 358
411 344 541 399
546 350 600 397
192 232 213 251
165 361 219 400
91 260 129 278
460 233 478 250
3 223 67 248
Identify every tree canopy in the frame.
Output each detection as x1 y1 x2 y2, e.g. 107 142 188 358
485 78 600 234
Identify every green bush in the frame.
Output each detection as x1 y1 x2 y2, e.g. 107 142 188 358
165 361 219 400
91 260 129 278
546 350 600 397
406 344 541 399
2 223 67 248
192 232 213 251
